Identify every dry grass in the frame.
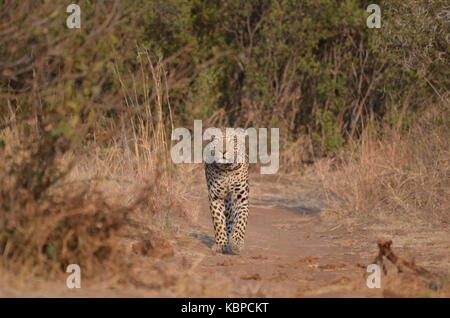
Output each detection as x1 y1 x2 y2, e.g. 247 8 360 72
317 102 450 226
0 53 205 295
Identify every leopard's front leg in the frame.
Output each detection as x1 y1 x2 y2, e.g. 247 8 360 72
227 181 249 254
208 193 228 254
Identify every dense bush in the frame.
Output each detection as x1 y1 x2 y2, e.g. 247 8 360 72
1 0 448 162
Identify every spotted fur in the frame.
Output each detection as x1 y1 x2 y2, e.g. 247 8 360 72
204 130 249 255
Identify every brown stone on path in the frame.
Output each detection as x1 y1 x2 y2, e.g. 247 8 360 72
132 236 174 258
241 273 261 280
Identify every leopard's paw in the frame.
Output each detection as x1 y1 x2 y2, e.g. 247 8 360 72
211 243 225 255
225 241 244 255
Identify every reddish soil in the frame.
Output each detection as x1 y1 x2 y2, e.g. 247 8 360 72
2 174 448 297
169 174 449 297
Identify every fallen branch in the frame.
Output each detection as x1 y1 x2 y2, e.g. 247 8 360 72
373 239 445 291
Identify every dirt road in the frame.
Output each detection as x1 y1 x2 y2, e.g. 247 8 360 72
170 174 376 297
170 173 449 297
1 174 447 297
185 206 376 297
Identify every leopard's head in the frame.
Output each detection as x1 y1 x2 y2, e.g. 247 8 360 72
205 129 247 171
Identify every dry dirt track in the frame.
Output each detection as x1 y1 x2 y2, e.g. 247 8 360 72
185 204 378 297
173 174 382 297
1 174 447 297
172 173 449 298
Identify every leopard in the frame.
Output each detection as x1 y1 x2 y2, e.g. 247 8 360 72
204 129 249 255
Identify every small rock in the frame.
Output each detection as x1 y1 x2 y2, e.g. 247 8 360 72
132 236 174 258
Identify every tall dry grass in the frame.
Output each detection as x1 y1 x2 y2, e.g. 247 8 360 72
317 102 450 226
0 52 197 292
